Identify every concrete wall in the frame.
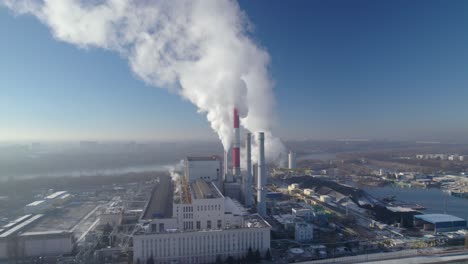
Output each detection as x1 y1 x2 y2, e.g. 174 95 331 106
18 232 74 257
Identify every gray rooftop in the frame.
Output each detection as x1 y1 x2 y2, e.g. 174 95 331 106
20 230 72 237
0 214 43 238
191 180 222 199
415 214 466 223
142 175 173 220
186 156 220 161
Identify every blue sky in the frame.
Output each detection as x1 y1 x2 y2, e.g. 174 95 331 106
1 0 468 142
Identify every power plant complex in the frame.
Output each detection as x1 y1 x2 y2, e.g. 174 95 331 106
133 107 271 264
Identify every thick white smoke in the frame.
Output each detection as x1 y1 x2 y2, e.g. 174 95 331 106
165 159 184 193
2 0 286 163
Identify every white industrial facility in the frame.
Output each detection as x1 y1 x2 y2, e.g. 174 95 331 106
133 128 271 264
133 177 271 264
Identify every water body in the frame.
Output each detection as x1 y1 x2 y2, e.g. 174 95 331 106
358 184 468 221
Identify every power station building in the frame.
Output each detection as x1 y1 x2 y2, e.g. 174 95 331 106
133 107 271 263
185 156 222 188
133 173 271 264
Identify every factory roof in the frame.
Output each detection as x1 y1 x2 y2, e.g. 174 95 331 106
46 191 67 199
224 197 248 216
26 200 46 206
141 175 173 220
191 180 222 200
415 214 466 223
59 193 71 199
243 214 271 229
19 230 72 237
387 206 419 213
187 156 220 161
0 214 43 238
3 214 32 229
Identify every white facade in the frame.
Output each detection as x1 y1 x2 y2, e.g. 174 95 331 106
185 157 222 184
134 225 270 264
295 223 313 243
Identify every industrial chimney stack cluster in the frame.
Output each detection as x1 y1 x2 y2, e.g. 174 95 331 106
223 107 267 217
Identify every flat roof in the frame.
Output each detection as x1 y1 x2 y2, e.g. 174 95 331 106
20 230 72 237
191 180 222 199
186 156 220 161
142 175 173 220
415 214 466 223
387 206 419 213
243 214 271 228
3 214 32 228
46 191 67 199
26 200 46 206
59 193 71 199
0 214 43 238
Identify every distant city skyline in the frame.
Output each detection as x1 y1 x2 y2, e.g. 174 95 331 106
1 0 468 142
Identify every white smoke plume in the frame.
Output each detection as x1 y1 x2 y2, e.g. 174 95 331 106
165 159 184 193
2 0 286 163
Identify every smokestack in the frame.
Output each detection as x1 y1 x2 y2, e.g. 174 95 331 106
257 132 266 217
244 133 252 207
232 108 241 179
288 150 296 169
224 150 232 182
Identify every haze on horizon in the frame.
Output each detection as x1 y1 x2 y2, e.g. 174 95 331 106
1 0 468 143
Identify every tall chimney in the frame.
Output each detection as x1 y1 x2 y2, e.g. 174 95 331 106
244 133 252 207
232 108 241 179
288 150 296 169
224 150 232 182
257 132 266 216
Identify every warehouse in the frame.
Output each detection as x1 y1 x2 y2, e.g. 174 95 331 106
414 214 467 233
18 230 74 257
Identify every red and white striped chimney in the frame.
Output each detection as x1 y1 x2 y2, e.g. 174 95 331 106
232 108 241 178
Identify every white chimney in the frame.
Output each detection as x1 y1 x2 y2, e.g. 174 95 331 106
257 132 266 216
244 133 252 207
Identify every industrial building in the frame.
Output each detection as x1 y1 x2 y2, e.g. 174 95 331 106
294 222 314 243
414 214 467 233
100 198 124 227
45 191 71 206
24 200 50 214
18 230 74 258
133 175 271 264
185 156 222 187
132 107 270 263
0 214 44 260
